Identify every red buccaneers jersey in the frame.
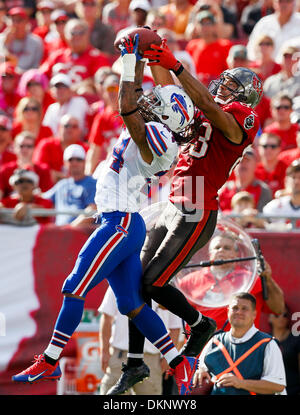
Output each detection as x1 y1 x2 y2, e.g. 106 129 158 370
169 102 260 210
40 46 111 84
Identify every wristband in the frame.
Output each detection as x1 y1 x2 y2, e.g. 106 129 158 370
171 61 184 76
121 54 136 82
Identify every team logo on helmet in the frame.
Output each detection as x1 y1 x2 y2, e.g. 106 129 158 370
244 114 255 130
252 76 263 98
171 93 190 127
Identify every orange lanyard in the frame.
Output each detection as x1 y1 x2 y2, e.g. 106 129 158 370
213 337 271 395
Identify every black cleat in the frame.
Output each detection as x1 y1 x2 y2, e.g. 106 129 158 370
106 362 150 395
180 315 217 357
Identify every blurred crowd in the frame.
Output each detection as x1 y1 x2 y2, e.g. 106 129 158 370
0 0 300 229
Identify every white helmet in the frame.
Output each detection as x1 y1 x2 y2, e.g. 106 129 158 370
138 85 194 133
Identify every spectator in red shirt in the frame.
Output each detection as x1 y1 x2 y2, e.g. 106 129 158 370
17 69 55 117
229 191 266 229
40 19 111 90
33 114 88 183
12 97 53 146
263 93 299 151
0 114 16 168
255 132 287 196
33 1 55 41
0 62 21 118
0 168 54 225
177 233 284 331
0 131 53 199
219 148 273 212
249 34 281 82
85 74 123 175
42 10 69 62
185 10 232 86
225 44 272 130
278 133 300 169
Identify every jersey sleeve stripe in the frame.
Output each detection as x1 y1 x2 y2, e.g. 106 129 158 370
145 126 163 156
149 125 168 153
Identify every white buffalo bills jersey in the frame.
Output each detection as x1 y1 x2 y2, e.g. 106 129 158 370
95 121 178 213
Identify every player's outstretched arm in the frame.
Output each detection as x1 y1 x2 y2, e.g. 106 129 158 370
144 42 243 144
119 35 153 164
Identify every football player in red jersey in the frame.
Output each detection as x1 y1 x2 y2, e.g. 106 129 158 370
107 39 263 395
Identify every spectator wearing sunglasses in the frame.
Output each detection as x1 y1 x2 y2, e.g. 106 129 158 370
40 19 111 91
33 114 88 184
255 132 287 196
12 97 53 146
42 73 90 137
249 34 281 82
269 304 300 395
263 93 299 151
0 168 54 225
0 131 53 200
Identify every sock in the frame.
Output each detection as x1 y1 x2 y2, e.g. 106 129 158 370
127 319 145 367
44 296 85 361
127 297 152 367
131 304 178 364
169 355 184 369
189 312 203 329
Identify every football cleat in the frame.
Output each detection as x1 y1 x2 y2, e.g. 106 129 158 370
106 362 150 395
170 356 198 395
12 354 61 383
180 316 217 357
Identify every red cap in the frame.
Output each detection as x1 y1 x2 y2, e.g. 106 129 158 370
8 7 28 18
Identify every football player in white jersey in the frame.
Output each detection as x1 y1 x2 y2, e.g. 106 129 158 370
12 34 200 395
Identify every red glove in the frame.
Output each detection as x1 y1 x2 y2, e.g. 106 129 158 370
143 39 184 75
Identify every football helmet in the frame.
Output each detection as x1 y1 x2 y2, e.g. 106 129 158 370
209 67 263 108
137 85 194 133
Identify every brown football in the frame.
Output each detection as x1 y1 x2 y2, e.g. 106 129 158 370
189 379 214 395
114 27 162 55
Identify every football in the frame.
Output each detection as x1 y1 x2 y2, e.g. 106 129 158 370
189 379 213 395
114 27 162 55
